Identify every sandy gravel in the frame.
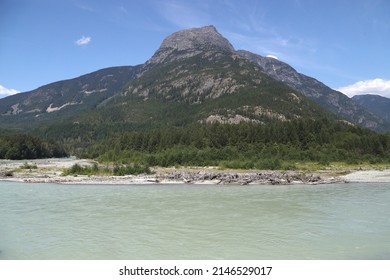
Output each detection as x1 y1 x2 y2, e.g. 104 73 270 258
1 158 390 185
0 158 146 184
341 170 390 183
0 157 92 175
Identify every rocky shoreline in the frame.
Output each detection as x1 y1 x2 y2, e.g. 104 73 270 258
157 170 342 185
1 158 390 185
1 170 343 185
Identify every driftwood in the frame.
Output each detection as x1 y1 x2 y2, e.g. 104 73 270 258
158 171 340 185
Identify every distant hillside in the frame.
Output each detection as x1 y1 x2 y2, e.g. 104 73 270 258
0 66 141 128
237 50 389 131
352 94 390 123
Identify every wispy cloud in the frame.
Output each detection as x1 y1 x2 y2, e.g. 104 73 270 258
75 35 91 46
118 5 128 14
155 1 211 29
74 2 96 13
0 84 20 96
224 30 316 62
336 79 390 98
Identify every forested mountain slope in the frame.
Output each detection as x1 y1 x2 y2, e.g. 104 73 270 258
1 26 390 165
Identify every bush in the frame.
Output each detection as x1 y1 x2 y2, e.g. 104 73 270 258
113 163 152 176
1 170 14 177
62 163 103 176
20 162 38 170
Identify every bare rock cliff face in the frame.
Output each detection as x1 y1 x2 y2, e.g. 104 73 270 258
146 25 235 65
127 26 249 103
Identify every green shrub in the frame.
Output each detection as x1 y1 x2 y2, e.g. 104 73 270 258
256 158 282 170
113 163 152 176
62 163 103 176
20 162 38 170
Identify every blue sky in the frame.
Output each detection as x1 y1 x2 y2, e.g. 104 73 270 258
1 0 390 98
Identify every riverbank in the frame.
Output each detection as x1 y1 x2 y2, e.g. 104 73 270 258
1 158 390 185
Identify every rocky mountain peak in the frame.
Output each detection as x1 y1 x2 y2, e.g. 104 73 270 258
146 25 235 65
160 25 234 52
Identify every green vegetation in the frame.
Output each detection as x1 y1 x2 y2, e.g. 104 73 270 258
2 117 389 172
113 163 152 176
76 119 390 170
62 163 151 176
0 134 67 160
19 162 38 170
62 163 102 176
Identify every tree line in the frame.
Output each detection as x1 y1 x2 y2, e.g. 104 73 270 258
2 118 389 168
0 134 67 160
78 119 390 169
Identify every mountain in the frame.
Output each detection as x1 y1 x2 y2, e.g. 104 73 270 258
0 66 141 128
0 25 388 133
352 94 390 123
237 50 388 131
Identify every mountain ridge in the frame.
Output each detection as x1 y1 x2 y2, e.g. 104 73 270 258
352 94 390 123
0 65 141 127
236 50 388 130
1 25 389 132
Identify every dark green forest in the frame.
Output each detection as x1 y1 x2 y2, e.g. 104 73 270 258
0 134 67 160
75 119 390 169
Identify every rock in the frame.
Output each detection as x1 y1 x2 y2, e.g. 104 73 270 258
147 26 234 65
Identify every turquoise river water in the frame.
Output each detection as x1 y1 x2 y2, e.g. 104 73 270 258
1 181 389 259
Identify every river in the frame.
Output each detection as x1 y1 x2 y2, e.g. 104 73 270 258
1 181 389 259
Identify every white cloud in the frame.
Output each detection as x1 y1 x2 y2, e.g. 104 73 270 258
0 84 20 96
336 79 390 98
266 54 279 60
75 36 91 46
